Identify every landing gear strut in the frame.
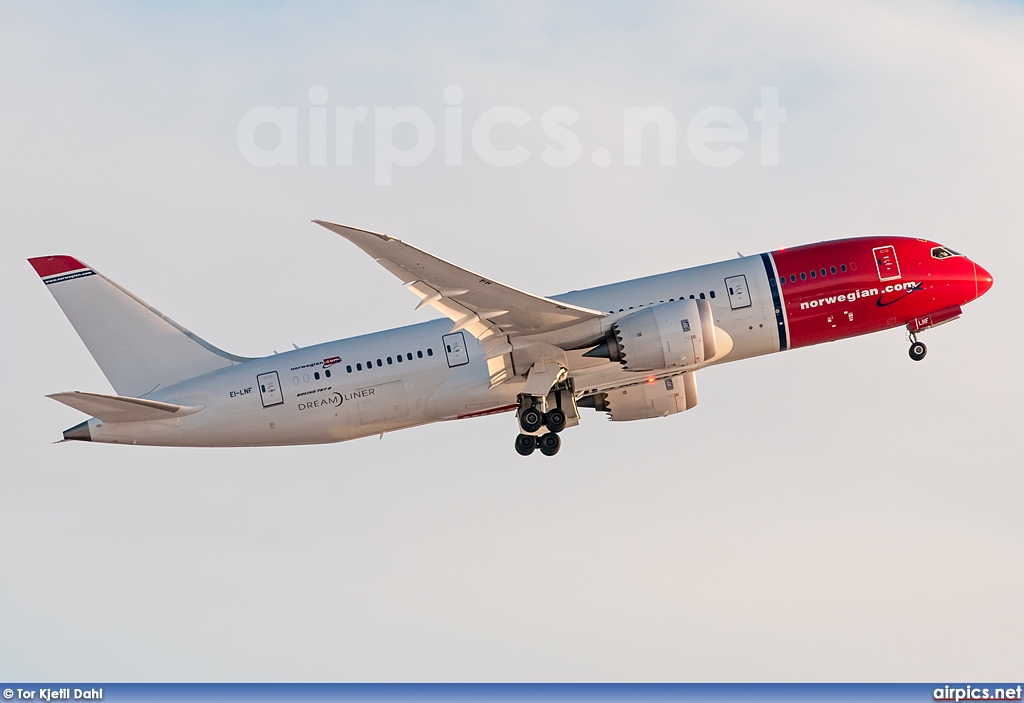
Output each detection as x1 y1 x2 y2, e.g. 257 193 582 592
908 331 927 362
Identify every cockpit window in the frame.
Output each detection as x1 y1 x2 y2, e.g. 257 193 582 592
931 246 963 259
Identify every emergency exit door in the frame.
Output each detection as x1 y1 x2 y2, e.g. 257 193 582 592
724 275 752 309
442 332 469 367
256 371 284 407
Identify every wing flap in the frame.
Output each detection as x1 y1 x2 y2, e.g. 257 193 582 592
47 391 204 423
314 220 604 340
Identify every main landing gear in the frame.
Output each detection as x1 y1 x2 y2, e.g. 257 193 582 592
908 331 927 362
514 392 571 457
514 431 561 457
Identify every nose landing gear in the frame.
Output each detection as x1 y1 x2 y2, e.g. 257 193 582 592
907 330 927 362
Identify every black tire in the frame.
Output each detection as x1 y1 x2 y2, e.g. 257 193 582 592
544 408 567 434
515 434 536 456
538 432 561 457
909 341 927 361
519 406 543 433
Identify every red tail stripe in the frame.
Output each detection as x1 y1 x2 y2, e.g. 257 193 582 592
28 256 89 278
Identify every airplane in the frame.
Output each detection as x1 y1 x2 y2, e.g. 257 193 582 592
30 222 993 456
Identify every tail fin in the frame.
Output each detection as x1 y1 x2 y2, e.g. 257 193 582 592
29 255 249 397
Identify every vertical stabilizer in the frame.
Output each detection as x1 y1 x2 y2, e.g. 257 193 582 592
29 255 249 397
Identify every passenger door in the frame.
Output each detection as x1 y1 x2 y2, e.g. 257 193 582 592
442 332 469 367
873 245 901 281
724 275 752 310
256 371 283 408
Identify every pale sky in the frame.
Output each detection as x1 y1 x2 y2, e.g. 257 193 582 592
1 0 1022 681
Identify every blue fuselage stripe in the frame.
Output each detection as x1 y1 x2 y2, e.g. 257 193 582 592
760 253 788 351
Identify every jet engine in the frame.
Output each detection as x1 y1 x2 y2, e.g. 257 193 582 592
585 299 717 372
578 373 698 422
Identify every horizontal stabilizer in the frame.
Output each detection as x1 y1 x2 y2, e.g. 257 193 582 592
47 391 204 423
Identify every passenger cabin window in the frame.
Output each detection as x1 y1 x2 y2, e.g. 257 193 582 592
709 290 716 298
841 264 847 272
830 266 837 274
417 350 423 358
347 365 352 373
427 348 433 356
356 363 362 371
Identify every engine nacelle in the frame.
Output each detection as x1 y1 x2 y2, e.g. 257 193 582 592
579 372 698 422
601 299 717 372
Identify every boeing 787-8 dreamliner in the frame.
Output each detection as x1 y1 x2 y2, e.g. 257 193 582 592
31 221 993 456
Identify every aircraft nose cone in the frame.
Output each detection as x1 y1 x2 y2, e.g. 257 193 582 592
974 262 994 298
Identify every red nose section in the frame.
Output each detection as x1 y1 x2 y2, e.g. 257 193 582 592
974 262 994 298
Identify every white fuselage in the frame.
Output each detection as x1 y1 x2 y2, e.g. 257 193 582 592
85 254 782 446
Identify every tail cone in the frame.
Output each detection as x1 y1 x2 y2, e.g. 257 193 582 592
63 421 92 442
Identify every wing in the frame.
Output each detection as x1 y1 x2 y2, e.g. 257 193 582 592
314 220 604 343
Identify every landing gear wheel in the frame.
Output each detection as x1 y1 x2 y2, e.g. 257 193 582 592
538 432 561 457
909 341 927 361
519 406 543 433
515 434 537 456
544 408 567 434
